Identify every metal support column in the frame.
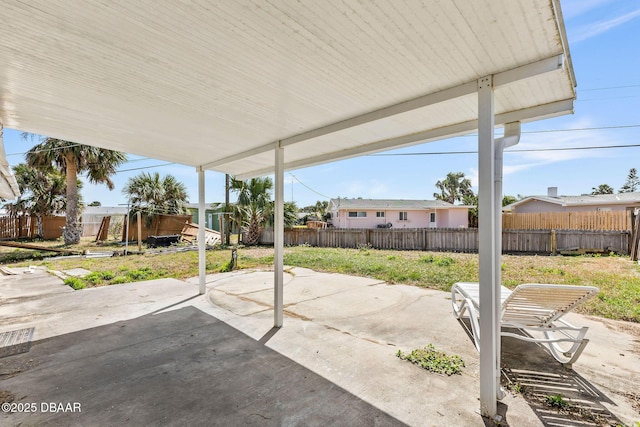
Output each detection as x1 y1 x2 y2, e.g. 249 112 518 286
198 167 206 295
274 144 284 327
477 75 499 418
493 121 521 402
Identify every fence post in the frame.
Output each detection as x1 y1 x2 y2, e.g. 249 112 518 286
137 211 142 252
550 229 556 255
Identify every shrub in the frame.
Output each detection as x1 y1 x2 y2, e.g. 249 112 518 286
110 276 129 285
419 254 456 266
435 256 455 266
99 271 115 280
84 272 103 285
64 277 85 290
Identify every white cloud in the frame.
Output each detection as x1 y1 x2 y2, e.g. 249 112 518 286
504 117 617 166
468 168 478 189
561 0 616 20
570 8 640 43
467 117 625 190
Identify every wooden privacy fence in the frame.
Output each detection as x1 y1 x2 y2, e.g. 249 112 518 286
502 211 631 231
0 215 66 240
82 213 126 237
122 214 192 242
259 227 631 255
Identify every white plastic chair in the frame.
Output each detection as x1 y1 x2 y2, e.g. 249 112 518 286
451 282 599 366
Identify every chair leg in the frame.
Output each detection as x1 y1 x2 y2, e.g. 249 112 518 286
451 286 466 319
543 326 590 366
451 286 481 351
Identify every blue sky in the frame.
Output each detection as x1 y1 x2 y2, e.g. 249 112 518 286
3 0 639 209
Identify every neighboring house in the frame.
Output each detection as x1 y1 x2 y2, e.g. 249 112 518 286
187 203 228 232
503 187 640 213
328 198 469 229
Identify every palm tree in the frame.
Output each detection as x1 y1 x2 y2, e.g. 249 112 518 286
25 138 127 245
122 172 189 218
5 163 69 238
283 201 300 228
434 172 474 204
230 176 273 245
269 201 299 228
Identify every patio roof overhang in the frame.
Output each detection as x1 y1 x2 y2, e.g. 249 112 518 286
0 0 574 178
0 0 576 421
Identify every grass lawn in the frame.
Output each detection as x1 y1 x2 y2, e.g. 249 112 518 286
3 241 639 323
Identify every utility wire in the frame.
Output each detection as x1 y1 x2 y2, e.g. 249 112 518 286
580 84 640 92
288 172 331 199
520 124 640 133
116 162 176 173
369 143 640 157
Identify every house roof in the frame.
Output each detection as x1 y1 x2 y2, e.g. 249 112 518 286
504 192 640 210
0 1 575 180
330 198 469 210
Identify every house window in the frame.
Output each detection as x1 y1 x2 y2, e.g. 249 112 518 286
376 211 385 218
399 211 408 221
430 212 436 222
348 211 367 218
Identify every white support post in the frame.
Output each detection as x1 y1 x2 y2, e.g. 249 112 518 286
274 144 284 327
198 167 206 295
477 75 499 418
493 121 520 402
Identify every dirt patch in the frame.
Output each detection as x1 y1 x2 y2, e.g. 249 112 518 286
0 357 37 380
0 390 15 404
600 318 640 338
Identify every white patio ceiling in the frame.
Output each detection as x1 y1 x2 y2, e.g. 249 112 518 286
0 0 575 179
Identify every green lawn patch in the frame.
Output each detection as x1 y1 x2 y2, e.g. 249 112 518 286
397 344 465 376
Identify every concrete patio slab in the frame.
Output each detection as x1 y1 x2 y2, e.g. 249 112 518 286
1 307 403 426
0 269 72 303
1 267 638 426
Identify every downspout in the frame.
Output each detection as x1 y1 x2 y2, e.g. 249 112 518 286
493 121 521 399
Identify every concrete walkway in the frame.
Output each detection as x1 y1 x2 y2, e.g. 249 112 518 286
1 267 639 426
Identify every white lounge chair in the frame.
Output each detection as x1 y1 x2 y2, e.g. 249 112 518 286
451 282 599 366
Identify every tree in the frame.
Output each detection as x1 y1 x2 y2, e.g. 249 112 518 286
434 172 474 204
270 201 299 228
502 195 517 206
301 200 330 221
4 163 69 238
591 184 613 195
230 176 273 245
122 172 189 218
88 201 101 207
462 193 478 228
25 137 126 245
619 168 639 193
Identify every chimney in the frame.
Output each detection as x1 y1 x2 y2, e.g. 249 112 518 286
547 187 558 197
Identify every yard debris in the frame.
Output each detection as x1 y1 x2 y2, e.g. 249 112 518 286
95 216 111 242
181 222 221 245
0 241 81 255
